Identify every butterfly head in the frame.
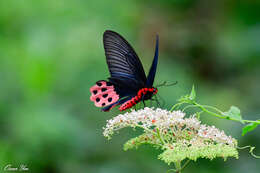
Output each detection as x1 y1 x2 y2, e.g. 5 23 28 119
151 87 158 99
152 87 158 95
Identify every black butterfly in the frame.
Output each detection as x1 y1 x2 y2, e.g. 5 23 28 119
90 30 159 111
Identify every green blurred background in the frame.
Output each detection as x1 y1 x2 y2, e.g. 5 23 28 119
0 0 259 172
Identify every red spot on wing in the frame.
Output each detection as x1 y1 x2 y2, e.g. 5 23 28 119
90 81 119 107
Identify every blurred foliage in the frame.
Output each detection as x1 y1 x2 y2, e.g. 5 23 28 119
0 0 259 172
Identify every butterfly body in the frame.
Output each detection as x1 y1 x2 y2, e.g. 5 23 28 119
119 87 158 111
90 30 159 111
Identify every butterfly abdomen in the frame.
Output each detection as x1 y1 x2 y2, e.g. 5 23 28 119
119 87 158 111
119 95 140 111
90 81 119 107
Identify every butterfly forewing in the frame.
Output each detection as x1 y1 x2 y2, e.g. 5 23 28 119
103 30 147 94
146 35 159 87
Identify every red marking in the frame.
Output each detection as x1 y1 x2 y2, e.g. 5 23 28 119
119 87 158 111
152 119 156 123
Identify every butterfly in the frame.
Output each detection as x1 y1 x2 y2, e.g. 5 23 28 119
90 30 159 111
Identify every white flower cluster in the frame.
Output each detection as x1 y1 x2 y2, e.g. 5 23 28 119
198 125 235 145
103 107 237 147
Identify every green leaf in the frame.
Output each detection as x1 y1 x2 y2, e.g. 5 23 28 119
189 85 196 101
223 106 244 124
242 121 260 136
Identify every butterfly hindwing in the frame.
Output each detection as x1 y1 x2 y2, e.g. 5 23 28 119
90 81 119 107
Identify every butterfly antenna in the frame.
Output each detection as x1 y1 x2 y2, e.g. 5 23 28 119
155 81 178 88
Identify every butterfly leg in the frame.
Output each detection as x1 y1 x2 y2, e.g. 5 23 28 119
157 99 161 107
154 95 161 108
142 100 146 108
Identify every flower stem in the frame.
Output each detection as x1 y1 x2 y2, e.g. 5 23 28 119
134 125 166 146
171 102 185 111
182 105 199 112
243 120 260 124
201 105 224 114
156 128 165 144
166 168 176 173
192 102 224 119
180 160 190 171
192 101 260 124
237 146 260 158
167 160 190 173
174 161 182 173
